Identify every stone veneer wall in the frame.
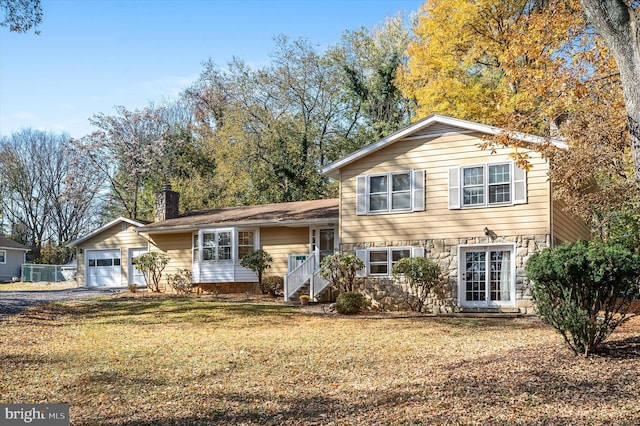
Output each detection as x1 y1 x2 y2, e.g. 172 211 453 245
342 234 550 314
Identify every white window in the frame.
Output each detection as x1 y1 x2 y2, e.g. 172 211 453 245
197 230 233 262
449 162 526 209
356 247 420 277
356 170 425 215
237 231 255 260
0 250 5 264
193 229 257 263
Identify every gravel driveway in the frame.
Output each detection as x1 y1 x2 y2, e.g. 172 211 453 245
0 287 126 322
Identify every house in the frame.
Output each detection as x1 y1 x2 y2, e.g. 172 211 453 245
67 217 150 287
0 237 29 282
137 190 339 293
320 114 590 313
68 115 589 314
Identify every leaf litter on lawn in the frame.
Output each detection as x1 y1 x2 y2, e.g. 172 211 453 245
0 295 638 425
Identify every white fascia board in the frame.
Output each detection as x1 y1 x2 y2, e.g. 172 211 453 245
139 218 338 234
0 246 29 252
67 217 146 247
321 114 566 176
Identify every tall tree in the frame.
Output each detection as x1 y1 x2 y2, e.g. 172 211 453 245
0 129 100 258
330 15 413 144
0 0 42 34
578 0 640 192
76 105 181 220
400 0 637 234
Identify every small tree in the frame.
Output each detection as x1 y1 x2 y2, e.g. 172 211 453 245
526 240 640 357
132 252 170 293
319 253 364 293
392 257 442 313
240 249 273 294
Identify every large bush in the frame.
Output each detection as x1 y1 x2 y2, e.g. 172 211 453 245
392 257 442 313
133 252 170 292
526 240 640 357
319 253 364 293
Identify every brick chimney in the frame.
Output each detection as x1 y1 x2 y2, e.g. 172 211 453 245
155 184 179 222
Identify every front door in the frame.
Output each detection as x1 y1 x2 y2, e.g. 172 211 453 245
128 247 148 285
460 245 515 307
311 227 336 261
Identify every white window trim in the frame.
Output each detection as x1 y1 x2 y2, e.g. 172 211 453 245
356 246 423 277
457 243 517 308
0 249 5 264
193 228 259 264
449 161 526 210
356 169 425 215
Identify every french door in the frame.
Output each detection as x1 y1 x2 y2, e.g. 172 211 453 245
460 245 515 307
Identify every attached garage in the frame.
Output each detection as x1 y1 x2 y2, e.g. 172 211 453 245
68 217 149 287
86 249 121 287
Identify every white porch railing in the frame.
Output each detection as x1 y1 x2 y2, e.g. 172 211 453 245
284 249 331 302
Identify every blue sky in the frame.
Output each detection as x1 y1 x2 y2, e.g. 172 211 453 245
0 0 423 139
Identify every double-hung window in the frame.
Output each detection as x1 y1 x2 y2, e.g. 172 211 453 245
0 250 5 264
198 230 232 262
357 247 417 277
237 231 255 260
449 162 526 209
356 170 425 215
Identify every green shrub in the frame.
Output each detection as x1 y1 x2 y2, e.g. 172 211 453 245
240 249 273 294
336 291 367 315
526 240 640 357
261 275 284 297
392 256 442 313
132 252 170 293
319 253 364 293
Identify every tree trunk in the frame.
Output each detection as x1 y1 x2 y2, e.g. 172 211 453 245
579 0 640 192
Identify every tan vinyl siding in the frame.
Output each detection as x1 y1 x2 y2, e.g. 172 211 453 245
76 223 148 286
260 227 309 277
552 199 591 244
148 232 193 277
339 132 552 243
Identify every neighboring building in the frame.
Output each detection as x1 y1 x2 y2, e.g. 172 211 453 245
320 114 590 313
67 218 149 287
0 237 29 282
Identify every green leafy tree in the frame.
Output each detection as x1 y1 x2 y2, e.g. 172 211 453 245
239 249 273 294
526 240 640 357
392 256 442 313
132 251 170 293
319 253 364 293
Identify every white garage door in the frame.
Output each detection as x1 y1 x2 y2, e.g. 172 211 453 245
86 249 121 287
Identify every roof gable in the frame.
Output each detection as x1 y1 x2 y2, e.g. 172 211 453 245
321 114 566 177
67 217 148 247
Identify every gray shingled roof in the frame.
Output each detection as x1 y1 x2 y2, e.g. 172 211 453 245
139 198 339 233
0 236 29 251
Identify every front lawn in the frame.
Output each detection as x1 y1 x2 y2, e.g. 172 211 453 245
1 296 639 425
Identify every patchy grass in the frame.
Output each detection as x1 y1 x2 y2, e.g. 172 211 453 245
0 281 79 291
1 297 639 425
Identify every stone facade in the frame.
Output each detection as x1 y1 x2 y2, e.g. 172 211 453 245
342 234 550 314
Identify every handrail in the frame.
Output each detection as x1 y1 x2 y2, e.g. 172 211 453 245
284 253 316 301
310 270 329 301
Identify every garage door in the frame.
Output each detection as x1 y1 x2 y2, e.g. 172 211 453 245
86 249 121 287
